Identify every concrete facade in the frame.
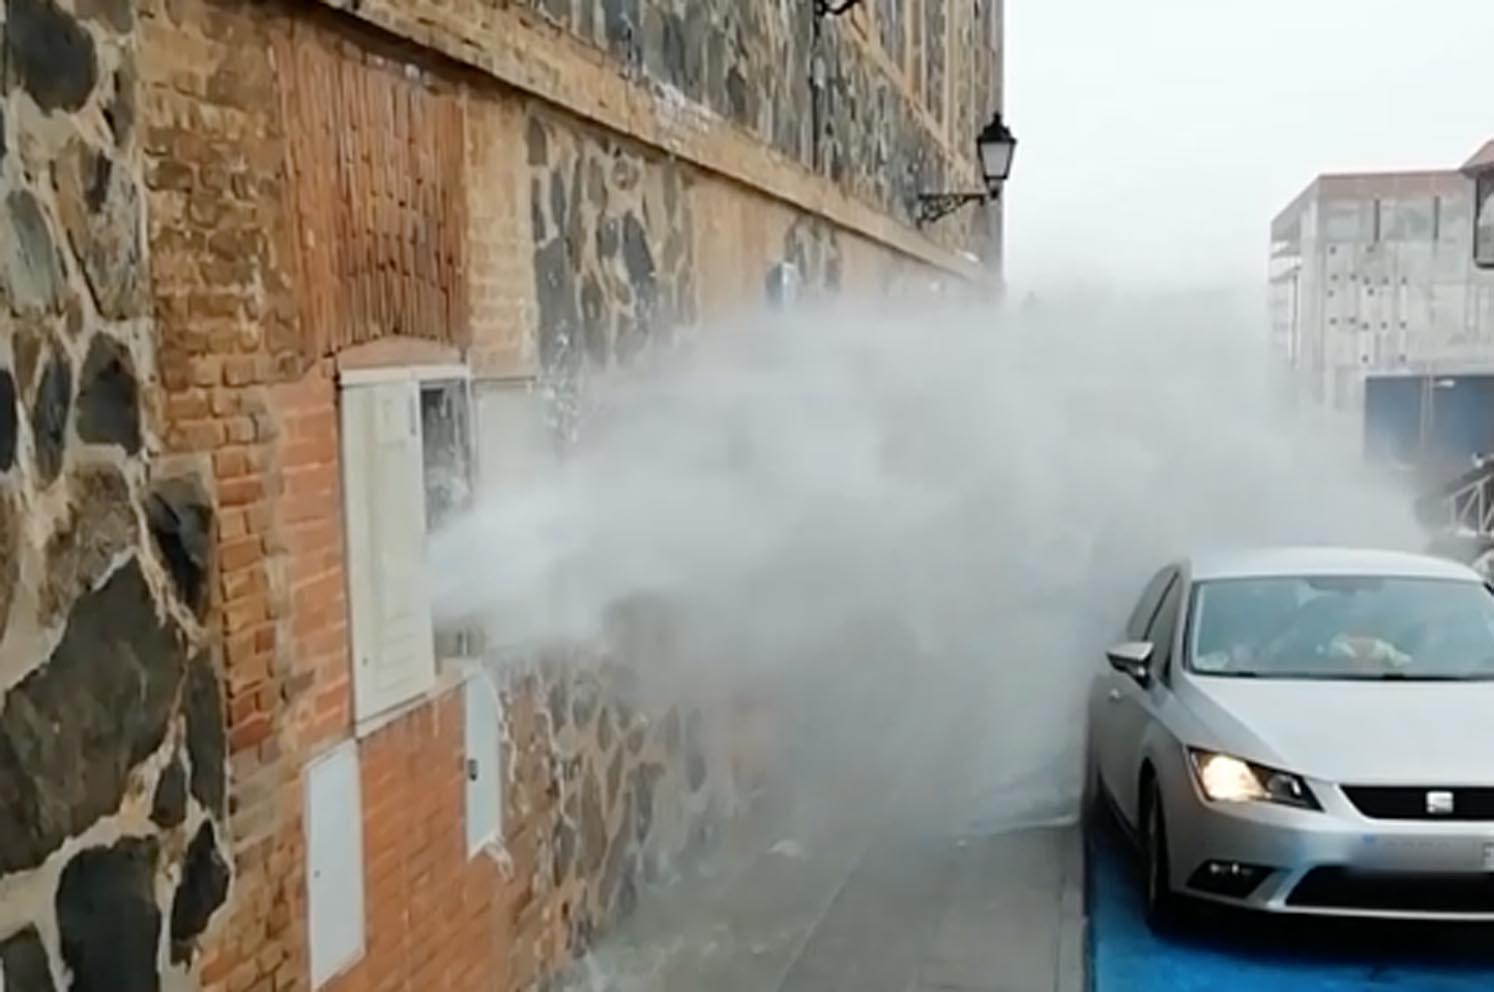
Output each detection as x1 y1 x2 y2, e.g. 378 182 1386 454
0 0 1003 990
1270 149 1494 413
1466 139 1494 274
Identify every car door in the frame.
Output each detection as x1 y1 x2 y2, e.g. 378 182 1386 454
1099 564 1177 830
1095 566 1174 814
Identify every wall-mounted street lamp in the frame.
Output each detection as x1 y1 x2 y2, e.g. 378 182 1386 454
814 0 866 16
916 113 1018 226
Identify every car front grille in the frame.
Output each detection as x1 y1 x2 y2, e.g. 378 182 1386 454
1288 867 1494 914
1342 786 1494 821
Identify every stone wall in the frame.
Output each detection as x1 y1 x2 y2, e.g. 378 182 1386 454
526 105 939 360
526 109 696 378
1 0 994 989
511 0 997 236
492 654 741 988
308 0 992 278
132 3 751 990
0 0 231 987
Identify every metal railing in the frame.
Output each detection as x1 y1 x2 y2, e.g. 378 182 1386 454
1425 460 1494 536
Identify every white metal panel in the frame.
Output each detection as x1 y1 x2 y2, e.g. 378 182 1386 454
341 378 437 727
306 741 365 989
464 672 503 855
474 379 551 501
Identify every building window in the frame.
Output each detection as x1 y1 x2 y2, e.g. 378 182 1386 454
339 365 474 730
1384 198 1434 242
420 378 474 533
1323 201 1361 242
1476 173 1494 269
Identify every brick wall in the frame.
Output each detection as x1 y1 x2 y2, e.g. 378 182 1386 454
329 692 507 992
466 94 537 381
277 16 471 359
307 0 987 280
124 1 978 990
502 0 993 229
140 0 309 987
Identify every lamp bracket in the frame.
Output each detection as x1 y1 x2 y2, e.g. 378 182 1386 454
815 0 866 16
915 190 997 226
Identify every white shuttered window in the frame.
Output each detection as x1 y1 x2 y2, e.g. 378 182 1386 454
341 376 437 727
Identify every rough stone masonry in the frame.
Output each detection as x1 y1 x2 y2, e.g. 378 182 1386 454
0 0 231 987
0 0 1001 989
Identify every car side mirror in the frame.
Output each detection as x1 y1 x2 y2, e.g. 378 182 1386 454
1106 641 1154 684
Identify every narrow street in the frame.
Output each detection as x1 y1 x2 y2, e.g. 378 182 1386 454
778 826 1083 992
560 659 1089 992
572 714 1494 992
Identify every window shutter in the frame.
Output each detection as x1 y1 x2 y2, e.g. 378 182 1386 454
341 378 437 726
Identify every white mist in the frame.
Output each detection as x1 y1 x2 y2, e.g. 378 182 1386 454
430 285 1423 985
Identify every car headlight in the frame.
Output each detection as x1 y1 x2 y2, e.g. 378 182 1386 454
1188 750 1321 811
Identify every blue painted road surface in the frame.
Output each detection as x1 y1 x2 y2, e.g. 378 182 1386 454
1088 819 1494 992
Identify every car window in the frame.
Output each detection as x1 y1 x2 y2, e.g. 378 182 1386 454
1146 574 1183 678
1126 568 1173 641
1189 575 1494 680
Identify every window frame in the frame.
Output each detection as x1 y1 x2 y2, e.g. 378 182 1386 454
1125 565 1176 642
338 362 475 735
1474 172 1494 270
1145 573 1184 684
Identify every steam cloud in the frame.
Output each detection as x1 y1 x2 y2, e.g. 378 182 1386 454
429 286 1423 985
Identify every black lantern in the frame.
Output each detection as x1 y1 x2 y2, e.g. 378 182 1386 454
917 112 1018 226
977 113 1018 192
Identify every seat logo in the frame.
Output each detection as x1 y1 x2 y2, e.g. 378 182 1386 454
1426 790 1455 815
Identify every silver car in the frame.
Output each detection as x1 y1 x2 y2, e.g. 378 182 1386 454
1085 546 1494 928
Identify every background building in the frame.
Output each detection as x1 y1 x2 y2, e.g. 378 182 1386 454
1270 144 1494 473
1270 168 1489 405
0 0 1003 990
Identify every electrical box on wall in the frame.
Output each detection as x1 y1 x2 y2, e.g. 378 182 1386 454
464 672 504 855
305 741 365 988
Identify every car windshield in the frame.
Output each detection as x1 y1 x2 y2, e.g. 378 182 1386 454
1188 575 1494 680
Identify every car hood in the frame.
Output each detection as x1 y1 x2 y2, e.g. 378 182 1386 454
1181 677 1494 785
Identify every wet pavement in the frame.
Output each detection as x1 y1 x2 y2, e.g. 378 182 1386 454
780 825 1084 992
562 806 1085 992
557 653 1089 992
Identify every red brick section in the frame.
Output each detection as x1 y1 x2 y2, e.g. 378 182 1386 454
140 0 310 986
276 362 352 753
324 693 508 992
276 12 471 361
142 2 519 987
141 0 754 988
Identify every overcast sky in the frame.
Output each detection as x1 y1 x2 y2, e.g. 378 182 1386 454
1005 0 1494 292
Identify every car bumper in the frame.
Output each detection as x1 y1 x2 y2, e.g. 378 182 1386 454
1167 774 1494 921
